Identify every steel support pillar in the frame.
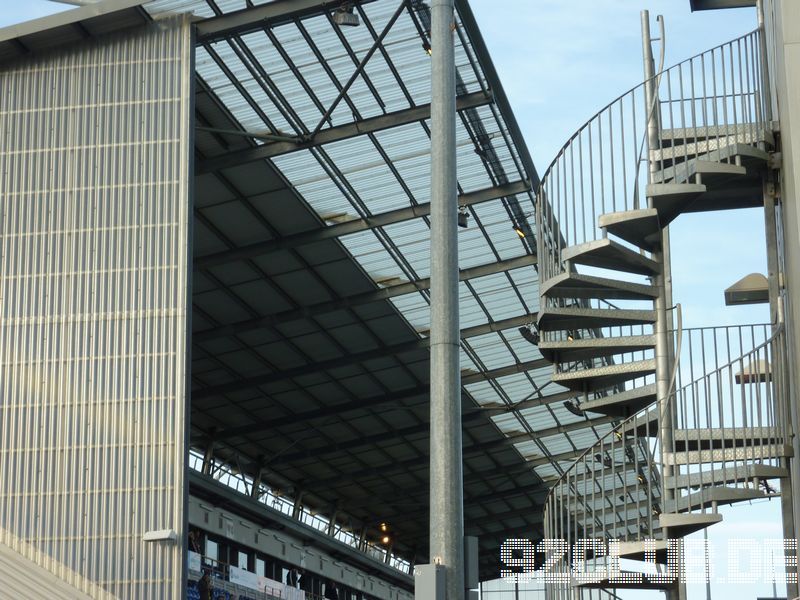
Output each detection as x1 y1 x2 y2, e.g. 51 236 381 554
201 440 216 476
250 466 264 500
642 11 684 600
429 1 464 600
327 506 339 537
292 491 305 520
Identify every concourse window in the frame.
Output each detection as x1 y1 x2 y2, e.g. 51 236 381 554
256 558 265 577
238 550 248 570
206 538 218 562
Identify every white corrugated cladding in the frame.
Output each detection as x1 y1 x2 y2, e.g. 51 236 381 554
0 16 193 598
0 529 96 599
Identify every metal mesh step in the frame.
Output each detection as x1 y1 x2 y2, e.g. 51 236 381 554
658 123 773 147
672 426 784 451
665 464 787 489
552 360 655 393
664 444 793 465
580 383 657 417
657 158 747 186
666 485 766 513
646 182 706 226
573 571 677 590
537 306 656 331
657 512 722 537
598 208 662 252
539 334 656 363
651 136 770 165
541 272 658 300
561 238 660 275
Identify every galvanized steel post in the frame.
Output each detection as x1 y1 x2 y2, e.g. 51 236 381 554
642 11 683 600
429 0 465 599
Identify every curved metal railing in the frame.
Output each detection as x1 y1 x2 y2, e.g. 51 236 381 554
536 29 769 285
542 323 788 596
664 323 790 511
542 405 663 593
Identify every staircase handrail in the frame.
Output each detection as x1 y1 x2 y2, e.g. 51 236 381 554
542 404 660 510
536 28 768 283
671 322 783 398
538 29 761 183
544 320 781 494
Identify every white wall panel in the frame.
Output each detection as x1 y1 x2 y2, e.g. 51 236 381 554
0 17 193 599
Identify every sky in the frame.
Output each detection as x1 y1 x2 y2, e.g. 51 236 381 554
0 1 786 599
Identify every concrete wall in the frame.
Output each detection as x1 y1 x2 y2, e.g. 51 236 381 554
0 18 193 598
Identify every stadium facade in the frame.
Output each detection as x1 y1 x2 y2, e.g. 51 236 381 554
0 0 798 599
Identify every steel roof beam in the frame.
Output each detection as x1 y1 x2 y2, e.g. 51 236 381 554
194 178 528 269
475 524 544 543
202 385 431 442
197 91 493 174
466 505 545 527
195 0 372 42
198 378 578 442
302 456 538 492
464 483 550 507
461 358 548 385
502 416 616 444
272 404 610 467
525 447 596 468
194 252 535 342
193 344 547 399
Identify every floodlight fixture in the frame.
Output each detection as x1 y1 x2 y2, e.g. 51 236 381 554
724 272 769 305
518 325 539 346
458 206 469 228
333 6 360 27
563 400 584 416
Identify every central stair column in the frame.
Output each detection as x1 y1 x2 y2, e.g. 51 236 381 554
641 11 684 600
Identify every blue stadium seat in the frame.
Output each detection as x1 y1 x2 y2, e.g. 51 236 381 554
186 583 201 600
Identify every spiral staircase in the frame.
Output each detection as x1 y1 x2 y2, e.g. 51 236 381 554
535 19 793 598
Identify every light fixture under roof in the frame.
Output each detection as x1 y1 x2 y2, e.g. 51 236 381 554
333 5 359 27
735 359 772 384
458 206 469 228
724 272 769 305
563 399 584 416
518 325 539 346
513 224 525 238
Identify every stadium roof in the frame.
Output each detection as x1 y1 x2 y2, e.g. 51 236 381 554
0 0 618 578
